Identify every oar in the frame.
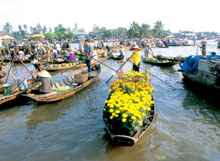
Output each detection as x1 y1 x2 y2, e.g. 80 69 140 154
106 58 130 83
5 59 14 84
90 57 117 72
127 60 178 90
19 58 35 86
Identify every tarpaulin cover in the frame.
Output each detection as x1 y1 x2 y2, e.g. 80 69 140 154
182 55 220 74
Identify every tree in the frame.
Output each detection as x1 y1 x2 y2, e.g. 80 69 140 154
49 27 52 33
3 22 13 35
36 23 42 33
117 27 127 38
73 23 78 32
18 25 25 39
140 24 151 38
42 26 47 34
102 30 112 39
45 32 54 41
152 21 167 38
127 21 140 38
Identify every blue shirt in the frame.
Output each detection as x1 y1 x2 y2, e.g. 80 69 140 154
84 45 92 60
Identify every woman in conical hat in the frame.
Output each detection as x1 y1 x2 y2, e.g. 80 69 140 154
32 61 53 94
127 45 141 72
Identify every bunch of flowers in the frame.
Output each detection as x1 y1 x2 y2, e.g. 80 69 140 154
104 70 154 135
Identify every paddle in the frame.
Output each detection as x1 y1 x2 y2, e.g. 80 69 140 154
127 60 178 90
91 57 117 72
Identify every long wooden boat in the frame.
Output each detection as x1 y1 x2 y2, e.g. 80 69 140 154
142 58 177 67
0 80 41 106
155 55 186 63
103 100 155 146
3 58 31 63
45 61 97 72
22 64 101 103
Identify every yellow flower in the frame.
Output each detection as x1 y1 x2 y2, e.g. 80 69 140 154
122 113 128 118
138 120 142 126
122 118 127 122
142 112 146 117
131 116 136 120
115 110 120 114
110 116 113 119
109 109 114 113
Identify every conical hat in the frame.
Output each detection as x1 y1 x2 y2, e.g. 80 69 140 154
133 45 140 50
37 70 51 78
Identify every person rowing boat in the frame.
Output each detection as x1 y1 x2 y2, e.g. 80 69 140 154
127 45 141 72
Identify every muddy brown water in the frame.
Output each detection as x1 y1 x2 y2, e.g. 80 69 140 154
0 40 220 161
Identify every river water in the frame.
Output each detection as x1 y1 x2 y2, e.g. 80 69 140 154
0 41 220 161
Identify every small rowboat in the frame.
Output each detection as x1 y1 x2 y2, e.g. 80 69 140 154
0 80 41 107
103 100 155 146
22 64 101 103
45 61 97 72
156 45 169 48
111 55 124 60
142 58 177 67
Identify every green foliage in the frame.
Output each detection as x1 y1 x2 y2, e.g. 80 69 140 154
3 22 13 35
45 32 54 41
152 21 168 38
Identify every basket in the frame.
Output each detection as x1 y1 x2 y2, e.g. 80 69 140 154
17 79 27 91
74 71 88 84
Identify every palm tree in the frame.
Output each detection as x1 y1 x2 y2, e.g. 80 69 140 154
3 22 13 35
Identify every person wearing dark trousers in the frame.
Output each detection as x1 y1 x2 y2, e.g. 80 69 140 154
83 39 93 73
127 45 141 72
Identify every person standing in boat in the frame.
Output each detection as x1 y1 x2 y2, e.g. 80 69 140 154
200 40 207 55
127 45 141 72
83 39 93 73
118 42 125 58
144 44 154 59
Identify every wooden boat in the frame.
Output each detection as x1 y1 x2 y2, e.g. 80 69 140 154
155 55 186 63
103 100 155 146
3 58 31 63
142 58 177 67
156 45 169 48
0 80 41 106
181 59 220 94
111 55 124 60
22 64 101 103
45 61 96 72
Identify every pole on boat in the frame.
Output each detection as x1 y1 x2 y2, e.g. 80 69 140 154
5 59 14 84
127 60 178 90
105 58 130 84
19 58 35 86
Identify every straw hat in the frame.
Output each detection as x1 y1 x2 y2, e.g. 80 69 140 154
31 59 38 64
37 70 51 78
133 45 140 50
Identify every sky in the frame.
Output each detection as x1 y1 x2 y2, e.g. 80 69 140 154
0 0 219 33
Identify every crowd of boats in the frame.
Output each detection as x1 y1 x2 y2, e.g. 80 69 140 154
0 37 219 146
